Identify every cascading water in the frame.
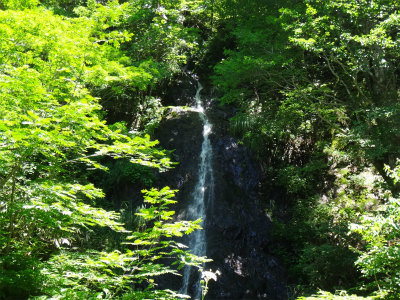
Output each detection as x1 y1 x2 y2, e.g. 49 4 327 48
180 82 215 299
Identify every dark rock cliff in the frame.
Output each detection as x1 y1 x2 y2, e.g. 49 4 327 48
154 74 287 300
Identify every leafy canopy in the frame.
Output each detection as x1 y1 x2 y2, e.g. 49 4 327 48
0 3 205 299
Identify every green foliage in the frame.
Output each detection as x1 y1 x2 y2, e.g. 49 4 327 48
210 0 400 298
0 251 43 299
349 164 400 299
96 159 157 198
32 187 206 300
274 193 360 296
0 3 204 299
297 291 374 300
77 0 204 127
2 0 399 299
0 0 39 10
200 270 220 300
0 5 171 256
281 0 400 180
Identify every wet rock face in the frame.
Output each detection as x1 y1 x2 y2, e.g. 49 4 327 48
156 110 203 214
154 79 287 300
206 133 287 300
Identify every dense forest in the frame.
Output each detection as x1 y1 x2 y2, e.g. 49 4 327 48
0 0 399 299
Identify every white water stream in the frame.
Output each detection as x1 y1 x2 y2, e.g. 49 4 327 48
180 82 215 299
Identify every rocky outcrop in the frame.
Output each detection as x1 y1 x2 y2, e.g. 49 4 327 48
154 76 287 300
206 135 286 300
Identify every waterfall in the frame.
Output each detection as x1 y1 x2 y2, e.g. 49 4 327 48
181 82 215 299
